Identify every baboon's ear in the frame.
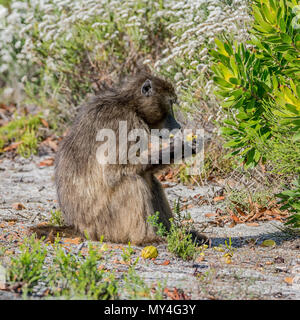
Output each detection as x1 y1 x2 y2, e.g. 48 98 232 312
141 79 153 97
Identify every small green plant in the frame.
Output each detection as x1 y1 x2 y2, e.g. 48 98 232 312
225 188 274 214
0 115 43 157
213 237 236 263
49 238 118 300
224 237 235 257
121 242 138 265
49 210 64 227
0 246 5 256
123 266 164 300
6 235 47 295
3 234 166 300
148 206 202 261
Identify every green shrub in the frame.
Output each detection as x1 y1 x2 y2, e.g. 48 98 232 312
7 235 47 294
210 0 300 171
277 177 300 229
210 0 300 229
0 114 42 157
147 205 206 261
49 240 118 299
49 210 64 227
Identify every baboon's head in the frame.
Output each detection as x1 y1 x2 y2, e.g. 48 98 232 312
127 74 181 132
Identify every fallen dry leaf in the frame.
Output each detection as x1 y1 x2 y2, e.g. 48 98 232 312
112 259 127 265
0 281 7 290
235 206 247 217
246 222 260 227
205 213 216 218
63 237 81 245
38 158 54 167
284 277 294 285
41 137 58 152
163 287 190 300
3 141 22 152
227 208 241 223
12 203 26 210
213 196 225 202
41 119 49 128
180 204 194 211
157 174 165 181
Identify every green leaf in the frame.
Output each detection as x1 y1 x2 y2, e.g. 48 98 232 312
229 77 239 85
262 3 276 24
279 18 286 32
254 149 261 162
286 103 299 114
223 139 245 148
220 127 238 136
213 76 233 88
292 132 300 142
253 6 274 32
281 33 292 44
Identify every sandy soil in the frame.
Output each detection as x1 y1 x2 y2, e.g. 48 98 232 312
0 155 299 300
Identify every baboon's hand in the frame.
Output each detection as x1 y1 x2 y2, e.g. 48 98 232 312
144 138 198 172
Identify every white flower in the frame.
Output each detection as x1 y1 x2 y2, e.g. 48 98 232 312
174 72 183 81
3 87 14 98
0 5 8 19
0 64 8 73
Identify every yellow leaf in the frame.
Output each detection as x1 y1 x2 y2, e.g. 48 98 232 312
284 277 293 285
141 246 158 259
261 239 276 247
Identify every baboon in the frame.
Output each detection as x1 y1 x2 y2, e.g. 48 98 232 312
53 73 206 245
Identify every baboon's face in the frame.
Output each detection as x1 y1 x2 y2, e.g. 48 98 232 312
138 77 181 132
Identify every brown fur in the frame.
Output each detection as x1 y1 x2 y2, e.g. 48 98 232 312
53 73 207 245
54 73 180 244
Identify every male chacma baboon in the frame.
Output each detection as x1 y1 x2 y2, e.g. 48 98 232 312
54 73 206 245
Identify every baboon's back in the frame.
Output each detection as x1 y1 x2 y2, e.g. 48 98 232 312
55 95 173 244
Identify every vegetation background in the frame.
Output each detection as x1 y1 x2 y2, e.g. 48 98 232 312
0 0 299 300
0 0 298 227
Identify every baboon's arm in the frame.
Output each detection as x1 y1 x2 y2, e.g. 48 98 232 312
102 137 198 186
144 138 198 172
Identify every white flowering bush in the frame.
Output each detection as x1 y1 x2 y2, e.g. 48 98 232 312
0 0 251 145
154 0 251 118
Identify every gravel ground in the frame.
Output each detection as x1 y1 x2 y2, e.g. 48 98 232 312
0 155 299 300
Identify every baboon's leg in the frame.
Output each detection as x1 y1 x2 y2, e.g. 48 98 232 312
150 175 173 230
93 175 161 245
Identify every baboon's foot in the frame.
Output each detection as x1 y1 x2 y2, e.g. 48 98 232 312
189 230 209 246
